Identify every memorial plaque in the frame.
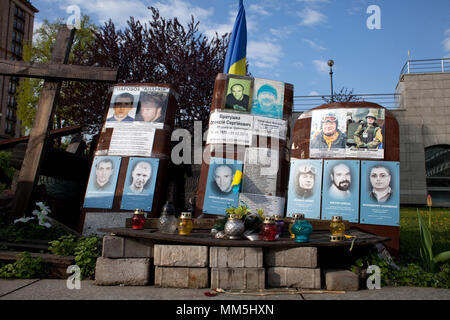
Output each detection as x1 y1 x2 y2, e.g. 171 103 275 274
206 111 254 146
360 161 400 226
202 157 243 216
309 109 347 158
286 159 323 219
120 157 160 211
83 156 122 209
251 78 285 119
345 108 385 159
242 147 279 195
239 193 285 217
321 159 360 223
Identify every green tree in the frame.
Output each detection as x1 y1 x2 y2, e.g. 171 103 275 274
15 15 97 135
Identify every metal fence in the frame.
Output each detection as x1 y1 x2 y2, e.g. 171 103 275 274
400 58 450 79
293 93 400 112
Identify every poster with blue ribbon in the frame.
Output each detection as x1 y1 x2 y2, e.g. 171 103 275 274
203 157 243 215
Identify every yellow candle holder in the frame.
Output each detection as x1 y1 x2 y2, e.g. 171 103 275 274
178 212 194 236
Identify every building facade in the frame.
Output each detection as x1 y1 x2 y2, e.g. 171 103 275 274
0 0 38 139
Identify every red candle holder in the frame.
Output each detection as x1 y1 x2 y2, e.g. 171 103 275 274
132 209 146 230
262 216 278 241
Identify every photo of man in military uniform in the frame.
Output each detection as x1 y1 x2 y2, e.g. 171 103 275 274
310 112 347 150
353 109 383 149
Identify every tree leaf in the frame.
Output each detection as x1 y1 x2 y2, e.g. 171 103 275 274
433 251 450 264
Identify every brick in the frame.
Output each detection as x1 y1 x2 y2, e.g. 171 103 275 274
94 257 151 286
154 245 208 267
210 268 265 290
264 247 317 268
102 235 154 258
325 270 360 291
210 247 263 268
154 267 209 288
267 267 321 289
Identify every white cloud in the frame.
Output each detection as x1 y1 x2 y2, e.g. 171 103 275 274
303 39 326 51
312 59 329 74
443 37 450 52
249 4 271 16
297 8 327 26
309 90 319 95
247 41 283 69
269 26 295 40
445 29 450 36
50 0 214 29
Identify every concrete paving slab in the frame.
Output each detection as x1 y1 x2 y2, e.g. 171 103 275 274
303 286 450 300
0 279 39 297
1 280 449 300
0 280 302 300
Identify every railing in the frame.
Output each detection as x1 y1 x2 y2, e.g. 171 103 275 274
400 58 450 79
293 93 400 112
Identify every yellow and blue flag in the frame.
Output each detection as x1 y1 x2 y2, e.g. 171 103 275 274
223 0 247 75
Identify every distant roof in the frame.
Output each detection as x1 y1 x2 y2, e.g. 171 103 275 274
20 0 39 13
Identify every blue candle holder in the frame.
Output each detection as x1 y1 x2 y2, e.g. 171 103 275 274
291 219 313 243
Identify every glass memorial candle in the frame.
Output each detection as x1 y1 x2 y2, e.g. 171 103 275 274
262 216 278 241
131 209 146 230
273 214 284 238
178 212 194 236
288 213 304 239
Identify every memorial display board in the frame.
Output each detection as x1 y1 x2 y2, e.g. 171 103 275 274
290 102 400 256
80 83 178 235
196 73 293 218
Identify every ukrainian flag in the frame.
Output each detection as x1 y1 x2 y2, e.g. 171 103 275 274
223 0 247 75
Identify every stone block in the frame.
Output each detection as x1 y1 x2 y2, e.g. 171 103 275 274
211 268 265 290
102 235 154 258
154 245 208 267
325 269 360 291
210 247 263 268
154 267 209 288
83 212 133 237
267 267 321 289
264 247 317 268
94 257 151 286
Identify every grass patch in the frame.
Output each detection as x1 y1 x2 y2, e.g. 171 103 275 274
400 207 450 264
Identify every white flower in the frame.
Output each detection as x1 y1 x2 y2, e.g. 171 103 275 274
14 217 35 224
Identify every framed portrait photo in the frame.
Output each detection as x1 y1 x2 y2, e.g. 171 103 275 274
83 156 122 209
202 157 243 215
223 75 253 113
120 157 160 211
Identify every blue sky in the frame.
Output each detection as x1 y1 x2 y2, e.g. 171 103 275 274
34 0 450 99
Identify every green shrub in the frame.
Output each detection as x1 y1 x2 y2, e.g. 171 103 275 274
74 236 101 279
48 235 77 256
0 252 47 279
48 235 101 279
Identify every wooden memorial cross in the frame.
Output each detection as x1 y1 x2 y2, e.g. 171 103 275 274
0 24 118 220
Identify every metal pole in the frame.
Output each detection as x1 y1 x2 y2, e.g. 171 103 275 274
330 67 334 103
442 59 444 73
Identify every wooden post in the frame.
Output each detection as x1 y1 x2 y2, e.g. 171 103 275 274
10 25 75 220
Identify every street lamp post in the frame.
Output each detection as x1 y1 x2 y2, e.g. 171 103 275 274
328 59 334 103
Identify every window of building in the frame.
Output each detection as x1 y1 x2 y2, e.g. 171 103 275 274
425 145 450 206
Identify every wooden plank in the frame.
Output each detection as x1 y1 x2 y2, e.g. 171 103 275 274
0 60 118 82
0 125 82 150
10 25 75 220
0 250 74 265
99 227 389 248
